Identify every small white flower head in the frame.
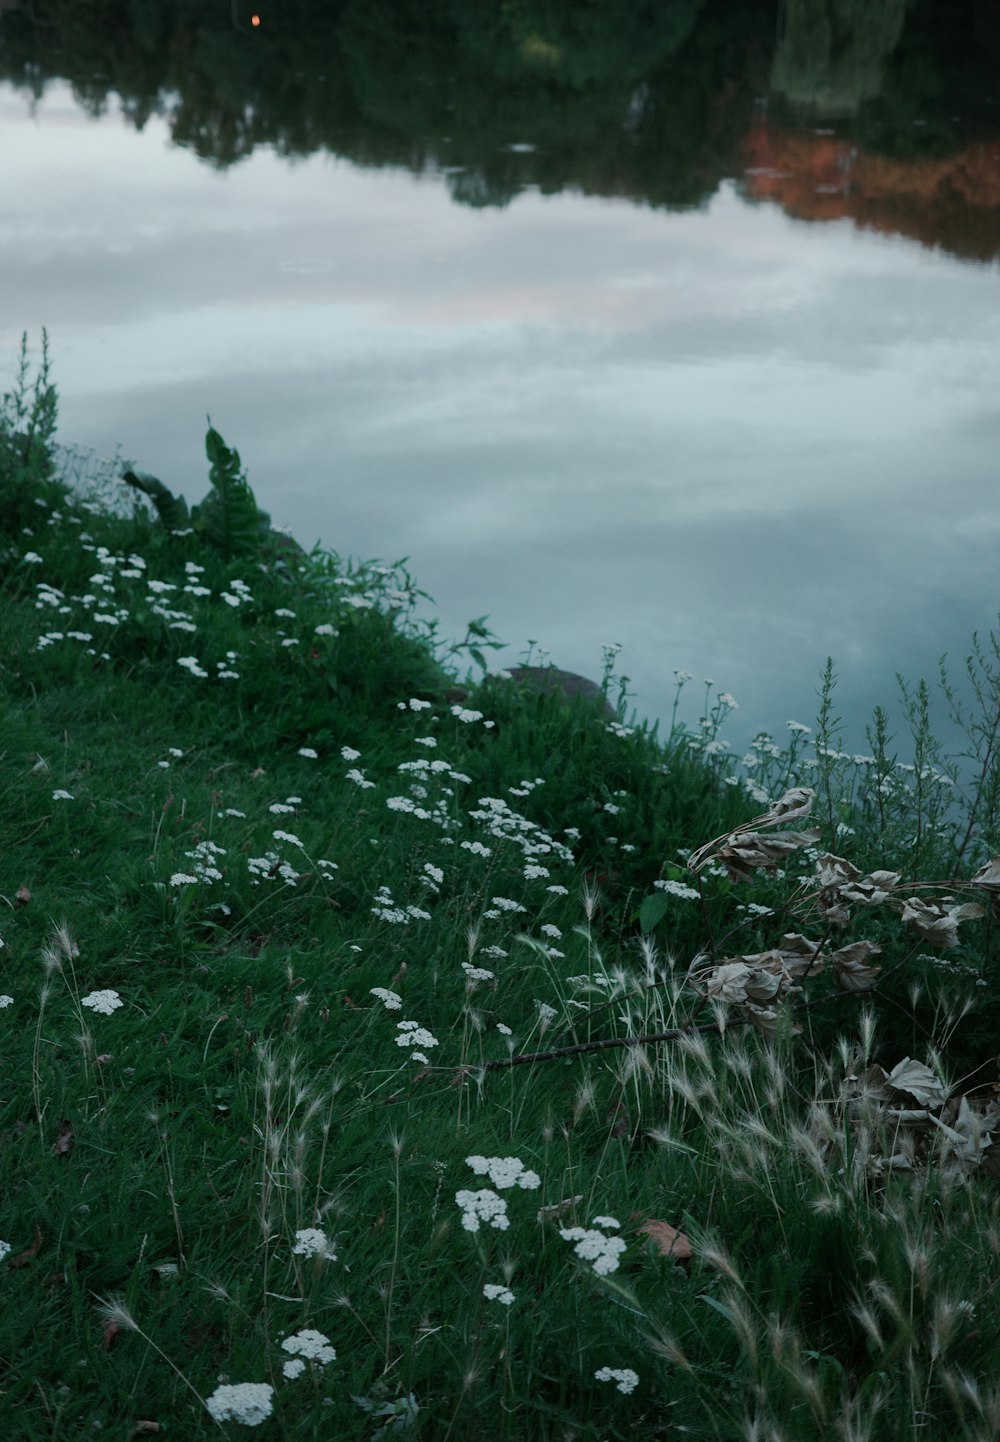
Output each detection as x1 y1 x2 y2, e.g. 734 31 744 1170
281 1328 336 1367
465 1156 540 1190
559 1226 627 1276
592 1215 620 1230
51 789 74 801
0 1240 11 1261
370 987 403 1011
496 1022 512 1036
205 1382 274 1426
170 872 199 887
0 995 13 1010
462 963 495 983
282 1357 306 1380
298 747 318 759
81 990 123 1016
595 1366 639 1395
483 1283 515 1306
395 1020 438 1049
314 623 335 636
653 879 700 901
455 1188 509 1233
340 746 361 761
291 1227 337 1261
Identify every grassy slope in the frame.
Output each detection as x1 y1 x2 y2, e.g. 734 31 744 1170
2 395 1000 1439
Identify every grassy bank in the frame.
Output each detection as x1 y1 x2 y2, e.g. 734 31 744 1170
2 338 1000 1441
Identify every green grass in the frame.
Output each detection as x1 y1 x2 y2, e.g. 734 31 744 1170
2 337 1000 1440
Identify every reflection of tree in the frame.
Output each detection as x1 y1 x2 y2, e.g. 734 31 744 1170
771 0 908 117
0 0 997 258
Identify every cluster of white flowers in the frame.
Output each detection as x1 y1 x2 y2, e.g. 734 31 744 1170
653 879 700 901
465 1156 540 1190
455 1188 509 1232
0 1241 11 1261
0 995 13 1010
395 1020 438 1051
370 987 402 1011
291 1227 337 1261
281 1328 336 1379
462 963 494 983
205 1382 274 1427
468 797 574 866
483 1283 515 1306
559 1218 627 1276
298 746 318 759
81 990 123 1016
372 885 431 926
594 1366 639 1395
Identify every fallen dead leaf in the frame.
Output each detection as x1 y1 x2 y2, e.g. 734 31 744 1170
15 885 31 904
636 1219 692 1261
129 1424 162 1438
8 1225 43 1268
51 1119 74 1157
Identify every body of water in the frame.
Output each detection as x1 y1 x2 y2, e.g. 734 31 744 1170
2 0 998 756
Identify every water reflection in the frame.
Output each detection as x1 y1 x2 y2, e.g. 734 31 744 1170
1 0 998 754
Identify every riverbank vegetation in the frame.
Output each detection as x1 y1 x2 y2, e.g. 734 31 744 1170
3 336 1000 1439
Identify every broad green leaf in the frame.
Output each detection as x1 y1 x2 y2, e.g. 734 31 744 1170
639 892 670 934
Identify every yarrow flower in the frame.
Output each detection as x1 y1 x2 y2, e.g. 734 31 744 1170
455 1188 509 1232
595 1366 639 1395
395 1020 438 1049
51 789 74 801
465 1156 540 1190
559 1223 627 1276
281 1328 336 1380
370 987 402 1010
0 995 12 1009
80 990 123 1015
653 879 700 901
297 747 318 759
291 1227 337 1261
483 1283 515 1306
205 1382 274 1427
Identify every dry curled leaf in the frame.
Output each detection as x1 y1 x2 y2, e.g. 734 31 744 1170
970 857 1000 892
717 829 823 882
885 1057 949 1109
899 897 984 949
51 1119 74 1157
8 1225 43 1269
636 1219 692 1260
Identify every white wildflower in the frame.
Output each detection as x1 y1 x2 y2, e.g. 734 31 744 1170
291 1227 337 1261
595 1366 639 1395
80 990 123 1016
205 1382 274 1427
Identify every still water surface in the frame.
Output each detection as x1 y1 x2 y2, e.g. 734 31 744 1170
1 1 998 755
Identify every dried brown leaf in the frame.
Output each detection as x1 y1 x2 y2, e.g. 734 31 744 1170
636 1219 692 1260
8 1226 43 1269
885 1057 948 1109
899 897 985 949
832 945 882 992
51 1119 74 1157
816 853 861 889
970 857 1000 892
717 829 822 881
